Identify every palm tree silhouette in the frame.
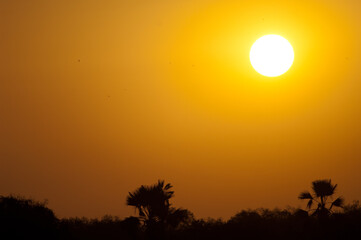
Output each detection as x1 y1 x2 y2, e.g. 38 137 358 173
126 180 174 226
126 180 193 240
299 179 344 217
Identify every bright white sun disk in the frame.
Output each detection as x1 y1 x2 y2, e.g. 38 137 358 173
250 35 294 77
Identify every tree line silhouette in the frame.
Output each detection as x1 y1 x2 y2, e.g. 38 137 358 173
1 179 361 239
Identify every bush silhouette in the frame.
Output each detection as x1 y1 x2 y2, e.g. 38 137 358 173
0 195 58 239
59 215 140 240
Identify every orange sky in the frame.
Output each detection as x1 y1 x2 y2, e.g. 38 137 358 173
1 0 361 220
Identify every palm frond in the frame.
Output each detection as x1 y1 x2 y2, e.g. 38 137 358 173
307 199 313 209
157 180 165 188
331 197 344 209
298 191 313 200
312 179 335 197
126 192 137 206
164 183 173 190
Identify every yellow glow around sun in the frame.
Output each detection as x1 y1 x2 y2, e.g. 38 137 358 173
250 35 294 77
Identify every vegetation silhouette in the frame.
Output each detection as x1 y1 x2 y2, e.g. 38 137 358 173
59 215 140 240
126 180 193 239
2 178 361 239
299 179 344 217
0 195 59 239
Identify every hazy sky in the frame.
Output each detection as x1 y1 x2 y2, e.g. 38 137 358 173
1 0 361 220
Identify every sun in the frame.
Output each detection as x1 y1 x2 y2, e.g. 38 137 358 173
250 35 294 77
